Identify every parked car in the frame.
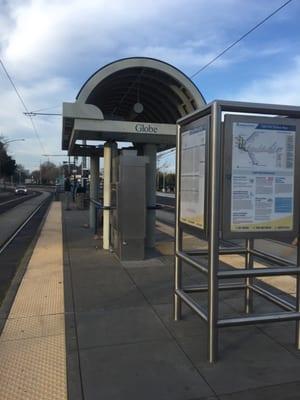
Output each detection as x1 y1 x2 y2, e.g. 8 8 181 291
15 186 28 195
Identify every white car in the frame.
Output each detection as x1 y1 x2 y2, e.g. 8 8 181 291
15 186 28 195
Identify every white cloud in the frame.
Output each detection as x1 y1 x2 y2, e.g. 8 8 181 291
233 56 300 105
0 0 297 169
0 74 74 167
2 0 279 79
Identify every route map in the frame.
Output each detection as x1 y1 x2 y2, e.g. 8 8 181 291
232 122 294 170
230 121 296 233
236 131 284 167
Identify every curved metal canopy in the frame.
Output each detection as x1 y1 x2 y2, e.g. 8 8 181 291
77 57 205 123
62 57 206 151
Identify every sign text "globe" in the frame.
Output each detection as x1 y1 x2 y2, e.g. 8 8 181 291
135 124 158 134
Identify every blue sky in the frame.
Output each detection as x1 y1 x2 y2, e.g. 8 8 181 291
0 0 299 171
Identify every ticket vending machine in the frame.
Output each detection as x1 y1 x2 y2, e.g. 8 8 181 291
110 149 148 261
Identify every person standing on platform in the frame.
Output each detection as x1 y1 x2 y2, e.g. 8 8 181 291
72 178 78 202
64 176 72 210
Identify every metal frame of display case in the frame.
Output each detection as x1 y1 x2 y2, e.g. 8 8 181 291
174 100 300 363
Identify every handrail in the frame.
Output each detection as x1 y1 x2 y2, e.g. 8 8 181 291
89 198 112 210
90 198 161 211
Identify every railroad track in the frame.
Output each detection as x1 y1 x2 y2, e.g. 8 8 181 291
0 193 53 305
0 191 41 215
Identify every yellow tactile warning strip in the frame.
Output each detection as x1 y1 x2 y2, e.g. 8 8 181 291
0 202 67 400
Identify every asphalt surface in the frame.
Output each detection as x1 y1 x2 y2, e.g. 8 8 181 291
0 191 41 215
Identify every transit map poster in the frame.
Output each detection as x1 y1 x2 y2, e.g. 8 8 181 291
180 118 208 229
230 119 296 233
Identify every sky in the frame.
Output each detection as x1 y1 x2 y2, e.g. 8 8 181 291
0 0 299 171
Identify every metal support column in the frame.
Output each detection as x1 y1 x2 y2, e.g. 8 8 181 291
208 102 221 363
245 239 254 314
144 144 157 248
103 142 113 250
296 237 300 349
174 125 182 321
82 139 87 169
89 155 99 229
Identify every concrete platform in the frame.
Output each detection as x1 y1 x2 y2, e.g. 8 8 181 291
0 202 67 400
63 208 300 400
1 203 300 399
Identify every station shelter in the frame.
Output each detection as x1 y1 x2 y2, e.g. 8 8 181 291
61 57 205 260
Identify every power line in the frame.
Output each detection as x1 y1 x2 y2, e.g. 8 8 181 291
24 105 62 117
30 105 60 113
0 59 46 153
190 0 293 79
24 112 61 116
42 154 68 157
157 148 176 158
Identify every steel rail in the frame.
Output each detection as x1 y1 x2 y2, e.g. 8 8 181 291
183 282 245 293
218 311 300 328
0 192 37 207
176 250 208 274
175 289 208 321
218 266 300 279
250 283 295 312
0 195 51 256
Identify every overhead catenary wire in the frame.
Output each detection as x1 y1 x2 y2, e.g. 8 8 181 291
24 112 61 116
190 0 293 78
24 0 293 121
0 2 291 160
0 59 46 153
29 105 61 113
157 148 176 158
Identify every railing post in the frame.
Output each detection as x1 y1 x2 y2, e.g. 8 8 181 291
245 239 254 314
89 155 99 229
174 124 182 321
208 101 221 363
296 236 300 349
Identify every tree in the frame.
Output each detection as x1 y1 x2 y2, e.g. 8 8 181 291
156 171 175 192
13 164 29 184
0 137 17 179
2 157 16 176
40 161 60 185
31 169 41 184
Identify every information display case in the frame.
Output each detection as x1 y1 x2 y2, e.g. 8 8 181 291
179 115 209 232
174 100 300 363
223 115 300 239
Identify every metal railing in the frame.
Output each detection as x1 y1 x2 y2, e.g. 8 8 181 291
89 198 162 235
89 198 112 235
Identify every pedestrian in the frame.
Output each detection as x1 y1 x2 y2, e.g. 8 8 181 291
64 176 72 210
72 178 78 202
